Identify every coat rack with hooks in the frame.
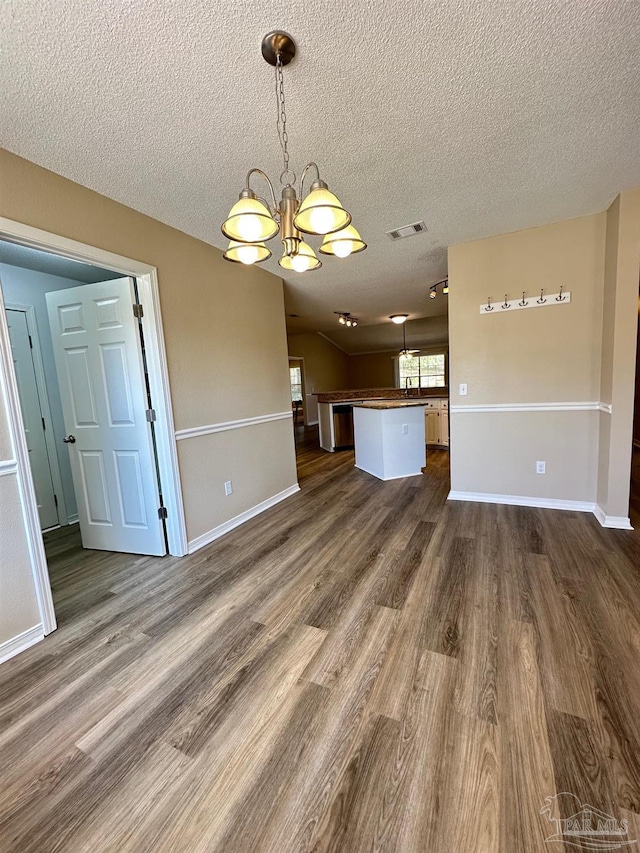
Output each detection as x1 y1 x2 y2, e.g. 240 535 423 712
480 286 571 315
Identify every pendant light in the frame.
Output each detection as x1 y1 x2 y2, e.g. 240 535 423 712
222 31 365 270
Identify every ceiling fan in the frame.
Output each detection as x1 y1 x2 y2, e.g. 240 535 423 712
398 322 419 360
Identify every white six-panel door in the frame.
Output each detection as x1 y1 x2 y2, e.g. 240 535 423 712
6 308 59 530
46 279 166 555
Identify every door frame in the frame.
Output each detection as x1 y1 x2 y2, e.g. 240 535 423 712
5 302 69 526
0 217 188 634
288 355 315 426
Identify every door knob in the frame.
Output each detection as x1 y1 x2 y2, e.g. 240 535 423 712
63 435 76 444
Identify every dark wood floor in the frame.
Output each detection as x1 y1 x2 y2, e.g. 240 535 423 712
1 428 640 852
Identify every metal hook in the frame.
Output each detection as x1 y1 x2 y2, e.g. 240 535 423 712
555 285 566 302
484 296 494 312
502 294 510 309
519 291 528 307
537 289 546 304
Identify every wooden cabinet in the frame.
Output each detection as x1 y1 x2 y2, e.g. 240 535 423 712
425 398 449 447
425 410 441 444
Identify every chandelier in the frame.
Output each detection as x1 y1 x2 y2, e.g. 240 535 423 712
222 31 366 272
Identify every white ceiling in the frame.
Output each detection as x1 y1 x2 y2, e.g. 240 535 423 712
2 0 640 339
0 241 117 283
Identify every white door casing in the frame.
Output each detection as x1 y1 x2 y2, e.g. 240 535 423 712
6 309 59 530
46 278 166 555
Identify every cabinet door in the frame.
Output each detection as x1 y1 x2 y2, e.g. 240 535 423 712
440 409 449 446
425 410 440 444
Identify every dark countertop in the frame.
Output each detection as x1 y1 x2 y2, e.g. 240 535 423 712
353 400 429 410
315 388 448 404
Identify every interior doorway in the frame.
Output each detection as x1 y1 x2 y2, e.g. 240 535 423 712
0 217 187 636
289 358 305 426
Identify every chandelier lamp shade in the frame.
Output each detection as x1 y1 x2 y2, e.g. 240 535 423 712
222 31 365 272
319 225 367 257
279 240 322 272
223 240 272 265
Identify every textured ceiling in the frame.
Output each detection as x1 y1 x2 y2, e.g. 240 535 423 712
319 315 450 356
2 0 640 339
0 241 117 283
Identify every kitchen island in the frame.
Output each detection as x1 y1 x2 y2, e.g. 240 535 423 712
353 400 427 481
316 387 448 453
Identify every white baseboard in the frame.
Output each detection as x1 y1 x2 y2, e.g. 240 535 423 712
0 623 44 665
593 504 633 530
305 420 319 426
66 514 79 525
188 484 301 554
447 490 595 513
448 491 634 530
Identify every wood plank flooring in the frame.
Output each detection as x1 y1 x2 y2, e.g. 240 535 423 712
1 429 640 852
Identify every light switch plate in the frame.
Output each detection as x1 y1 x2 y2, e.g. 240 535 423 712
402 424 409 435
536 461 546 474
224 480 233 495
459 383 468 396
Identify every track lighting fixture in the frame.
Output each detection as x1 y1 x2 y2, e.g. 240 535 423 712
335 312 358 327
428 277 449 299
222 31 366 272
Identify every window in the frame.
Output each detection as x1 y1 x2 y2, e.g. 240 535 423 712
290 366 302 402
398 353 446 388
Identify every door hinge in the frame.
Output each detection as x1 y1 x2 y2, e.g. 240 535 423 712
53 494 58 507
42 417 46 430
133 303 144 319
146 408 157 422
29 335 33 349
158 506 168 520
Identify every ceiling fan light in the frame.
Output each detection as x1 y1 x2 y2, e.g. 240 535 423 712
390 314 409 324
223 240 272 265
278 240 322 272
222 196 279 242
294 185 351 235
319 224 367 257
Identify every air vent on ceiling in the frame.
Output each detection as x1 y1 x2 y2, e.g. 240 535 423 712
387 221 428 241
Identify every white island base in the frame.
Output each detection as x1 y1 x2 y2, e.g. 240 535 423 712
353 402 426 481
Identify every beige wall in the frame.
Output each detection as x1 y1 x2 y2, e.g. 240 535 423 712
597 189 640 519
449 213 607 503
348 351 396 389
287 332 349 423
0 148 297 649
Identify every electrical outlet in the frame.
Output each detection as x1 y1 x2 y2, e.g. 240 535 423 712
459 383 468 396
224 480 233 496
402 424 409 435
536 461 546 475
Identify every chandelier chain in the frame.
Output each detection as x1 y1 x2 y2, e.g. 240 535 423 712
275 53 294 185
